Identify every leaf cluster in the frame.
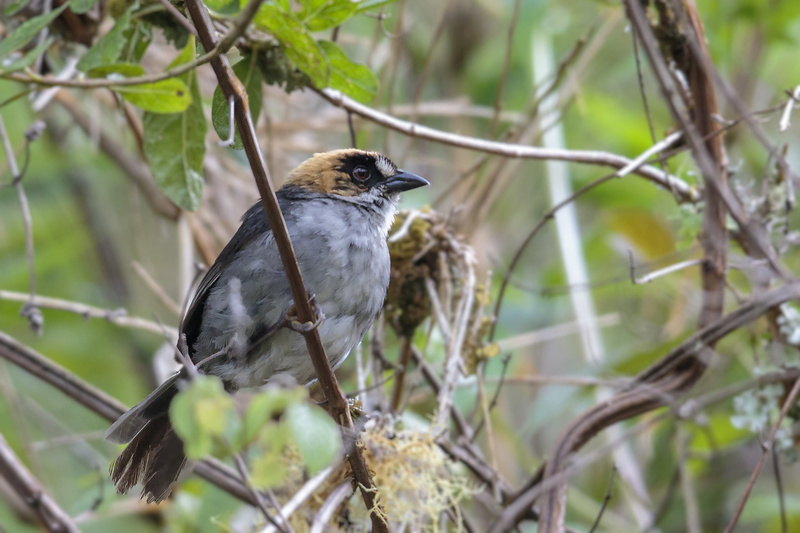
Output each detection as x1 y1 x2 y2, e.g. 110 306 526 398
170 374 341 488
0 0 388 210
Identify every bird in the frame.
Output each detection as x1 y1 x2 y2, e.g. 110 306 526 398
105 149 428 503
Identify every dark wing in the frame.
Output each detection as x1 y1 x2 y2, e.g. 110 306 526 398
180 200 273 354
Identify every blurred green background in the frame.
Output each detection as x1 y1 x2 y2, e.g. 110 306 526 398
2 0 800 531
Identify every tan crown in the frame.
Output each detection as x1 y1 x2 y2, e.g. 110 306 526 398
283 149 392 197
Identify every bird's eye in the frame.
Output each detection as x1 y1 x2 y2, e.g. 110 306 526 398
352 166 370 181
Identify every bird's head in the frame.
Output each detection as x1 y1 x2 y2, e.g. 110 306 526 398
282 149 429 205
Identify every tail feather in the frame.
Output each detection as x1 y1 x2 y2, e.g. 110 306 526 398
106 372 180 444
142 427 187 504
107 373 187 503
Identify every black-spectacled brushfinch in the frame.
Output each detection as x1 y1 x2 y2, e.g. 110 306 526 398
106 149 428 502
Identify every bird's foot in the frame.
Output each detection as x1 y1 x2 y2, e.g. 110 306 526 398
282 294 326 333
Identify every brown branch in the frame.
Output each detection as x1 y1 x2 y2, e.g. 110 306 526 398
533 3 745 529
180 2 386 530
316 88 699 202
0 433 80 533
0 330 256 505
0 290 175 338
490 281 800 533
2 38 224 90
624 0 783 277
51 90 180 220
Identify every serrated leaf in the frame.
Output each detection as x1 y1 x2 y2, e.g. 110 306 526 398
77 5 133 72
0 2 69 61
0 37 51 74
117 78 192 113
319 40 378 103
142 38 206 210
300 0 358 32
287 403 341 474
211 54 263 149
253 4 328 87
71 0 97 14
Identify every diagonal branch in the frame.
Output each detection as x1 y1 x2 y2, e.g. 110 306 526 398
489 281 800 533
0 433 80 533
180 1 386 530
533 3 739 529
0 331 258 505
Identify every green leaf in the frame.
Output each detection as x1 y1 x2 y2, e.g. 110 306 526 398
250 424 290 488
237 387 305 448
0 37 51 74
86 62 145 78
205 0 239 14
77 5 133 72
211 54 263 149
170 375 236 459
253 4 328 87
142 38 207 210
354 0 397 14
4 0 34 17
71 0 97 14
286 403 341 474
0 2 69 62
117 78 192 113
319 40 378 103
300 0 358 32
121 23 152 63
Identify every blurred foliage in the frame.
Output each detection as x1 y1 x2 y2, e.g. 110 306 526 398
1 0 800 531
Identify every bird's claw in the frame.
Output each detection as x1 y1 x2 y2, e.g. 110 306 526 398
283 294 325 333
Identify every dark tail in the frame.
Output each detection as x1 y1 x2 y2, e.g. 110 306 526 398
106 373 187 503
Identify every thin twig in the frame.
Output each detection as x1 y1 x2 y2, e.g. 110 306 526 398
157 0 198 36
771 442 788 533
317 88 698 201
587 465 617 533
52 90 180 219
0 290 178 338
132 261 182 315
260 466 335 533
309 481 352 533
488 0 522 138
233 454 289 533
489 172 618 341
628 254 703 285
0 114 41 334
677 426 701 533
6 48 217 88
0 331 260 505
491 282 800 533
778 85 800 133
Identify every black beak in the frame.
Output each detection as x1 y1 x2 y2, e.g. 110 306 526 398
384 170 429 193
